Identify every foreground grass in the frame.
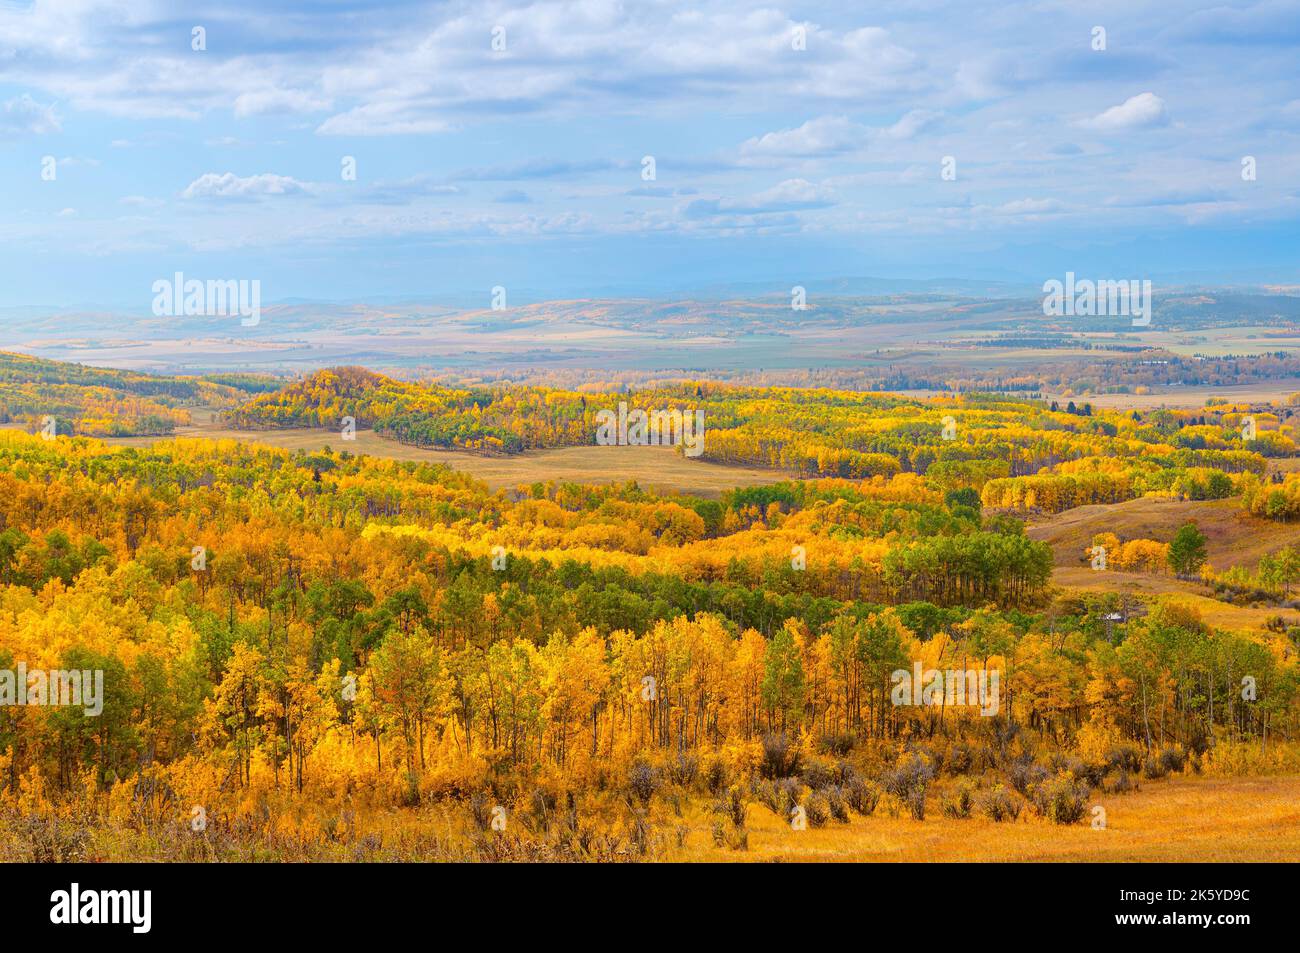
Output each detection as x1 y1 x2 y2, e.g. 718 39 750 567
8 772 1296 863
678 773 1300 862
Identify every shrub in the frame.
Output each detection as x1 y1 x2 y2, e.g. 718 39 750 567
712 784 747 830
835 760 860 786
946 741 973 776
973 745 998 772
711 820 748 852
800 757 837 791
469 792 493 832
780 777 802 812
703 757 729 795
979 785 1021 822
883 754 934 820
669 752 699 788
1158 746 1186 775
2 813 91 862
628 760 661 805
845 778 881 816
1103 769 1138 795
1033 772 1089 824
804 792 830 828
753 780 779 815
1107 743 1143 775
878 743 901 769
761 732 802 779
526 788 559 832
827 787 850 823
1008 757 1048 797
1142 756 1168 780
754 777 801 817
558 791 580 839
981 715 1021 761
818 732 856 757
942 781 974 819
627 808 651 855
1050 754 1105 788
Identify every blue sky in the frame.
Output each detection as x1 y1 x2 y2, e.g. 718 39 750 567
1 0 1298 308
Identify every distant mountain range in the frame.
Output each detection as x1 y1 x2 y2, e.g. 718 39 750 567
2 283 1297 377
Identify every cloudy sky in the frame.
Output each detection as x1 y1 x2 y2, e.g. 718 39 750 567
1 0 1298 308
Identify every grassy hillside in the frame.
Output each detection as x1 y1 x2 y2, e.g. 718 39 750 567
0 350 280 437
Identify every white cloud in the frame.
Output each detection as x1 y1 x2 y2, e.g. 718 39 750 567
880 109 944 140
686 178 836 218
1080 93 1169 131
750 178 836 209
992 198 1066 215
182 172 311 200
234 89 331 118
0 0 1289 275
741 116 869 157
740 108 943 162
307 8 926 136
316 103 451 137
0 94 60 135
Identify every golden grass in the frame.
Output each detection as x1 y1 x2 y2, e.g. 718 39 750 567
1026 495 1300 628
28 772 1295 863
1040 383 1300 410
1027 496 1300 574
674 773 1300 863
102 415 797 498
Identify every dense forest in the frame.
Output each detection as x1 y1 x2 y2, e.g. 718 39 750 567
1 382 1297 858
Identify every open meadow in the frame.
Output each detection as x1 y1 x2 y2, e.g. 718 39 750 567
100 409 795 498
676 773 1300 863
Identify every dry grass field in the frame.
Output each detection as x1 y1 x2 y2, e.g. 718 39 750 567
102 411 796 498
1022 496 1300 627
1040 383 1300 410
1023 496 1300 627
1027 496 1300 574
34 771 1295 863
675 773 1300 862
